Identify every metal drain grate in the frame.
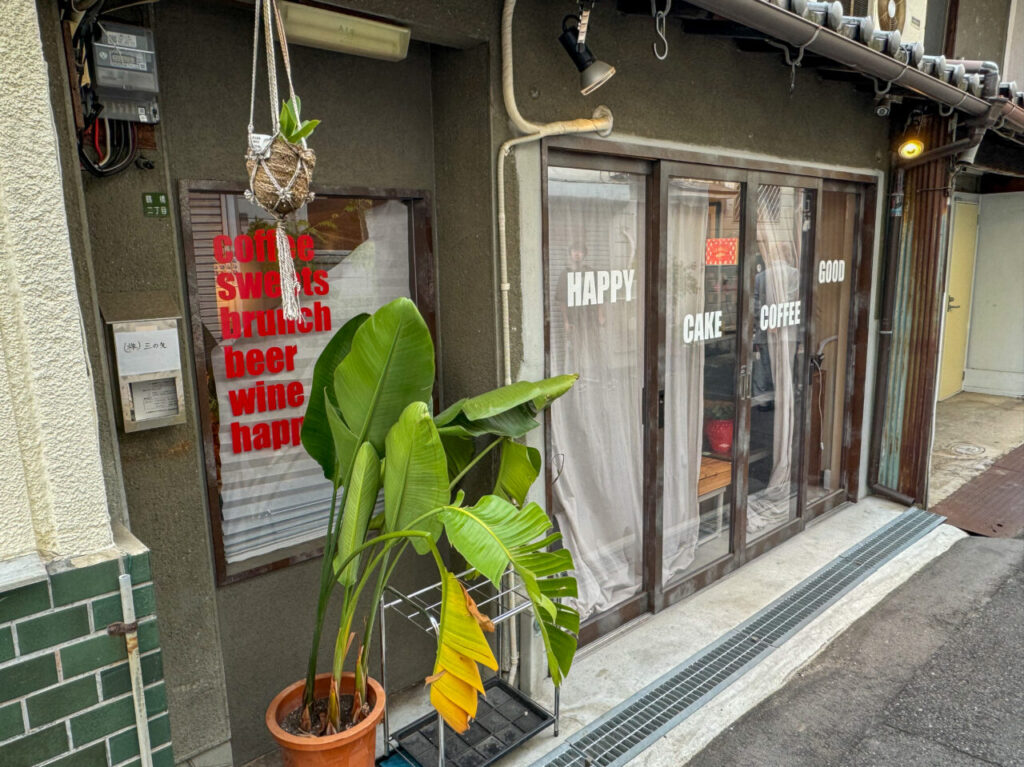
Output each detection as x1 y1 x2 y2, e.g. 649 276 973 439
531 508 943 767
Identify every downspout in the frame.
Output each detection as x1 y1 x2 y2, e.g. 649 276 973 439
946 60 1002 97
498 0 613 387
109 574 154 767
496 0 613 689
898 101 1007 169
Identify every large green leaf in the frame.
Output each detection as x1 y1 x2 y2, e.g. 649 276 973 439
435 375 577 439
324 401 359 490
333 442 381 585
438 496 579 685
384 401 448 553
301 313 369 480
441 434 475 482
494 440 541 507
335 297 434 454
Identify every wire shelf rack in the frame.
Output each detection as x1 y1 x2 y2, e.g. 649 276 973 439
378 568 560 767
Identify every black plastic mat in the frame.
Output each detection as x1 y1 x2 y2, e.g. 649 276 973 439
383 677 554 767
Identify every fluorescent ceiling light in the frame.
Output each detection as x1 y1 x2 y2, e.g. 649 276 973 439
279 2 411 62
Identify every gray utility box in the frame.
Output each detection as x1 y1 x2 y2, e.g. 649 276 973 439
91 21 160 123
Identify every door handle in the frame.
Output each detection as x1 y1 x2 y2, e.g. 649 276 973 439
739 365 751 399
947 295 961 312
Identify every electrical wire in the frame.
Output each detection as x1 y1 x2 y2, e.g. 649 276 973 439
72 0 107 46
101 118 113 167
70 0 141 178
79 118 137 177
92 121 103 163
101 0 159 14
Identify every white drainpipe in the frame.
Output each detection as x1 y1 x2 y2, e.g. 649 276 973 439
496 0 614 687
116 573 154 767
498 0 614 388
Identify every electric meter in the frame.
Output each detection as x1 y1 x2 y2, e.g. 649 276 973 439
91 22 160 123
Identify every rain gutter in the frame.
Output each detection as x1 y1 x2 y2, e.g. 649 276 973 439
682 0 1024 136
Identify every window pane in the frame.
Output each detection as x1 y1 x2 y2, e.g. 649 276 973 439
187 191 412 565
747 185 812 541
807 190 856 504
663 178 742 584
547 166 645 621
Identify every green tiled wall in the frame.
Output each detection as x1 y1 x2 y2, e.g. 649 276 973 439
0 552 174 766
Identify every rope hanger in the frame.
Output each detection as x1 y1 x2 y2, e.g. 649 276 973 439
245 0 315 321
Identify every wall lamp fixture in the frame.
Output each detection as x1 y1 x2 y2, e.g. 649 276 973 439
558 14 616 95
278 1 410 62
898 123 925 160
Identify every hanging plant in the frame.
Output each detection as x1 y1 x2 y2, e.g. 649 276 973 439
247 96 319 218
244 0 317 320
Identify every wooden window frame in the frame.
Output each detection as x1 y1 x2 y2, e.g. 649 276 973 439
177 179 437 586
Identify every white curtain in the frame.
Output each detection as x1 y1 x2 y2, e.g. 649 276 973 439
548 169 645 622
662 182 708 582
748 186 802 533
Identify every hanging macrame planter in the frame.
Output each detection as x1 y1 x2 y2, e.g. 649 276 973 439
244 0 318 321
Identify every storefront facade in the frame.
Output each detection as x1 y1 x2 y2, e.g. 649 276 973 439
5 1 1023 765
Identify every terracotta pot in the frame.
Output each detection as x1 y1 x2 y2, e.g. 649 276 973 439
704 419 734 455
266 672 385 767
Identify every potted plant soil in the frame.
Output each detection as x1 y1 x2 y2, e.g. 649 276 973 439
265 297 581 766
704 400 735 456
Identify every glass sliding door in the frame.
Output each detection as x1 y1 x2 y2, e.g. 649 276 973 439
806 187 859 515
546 164 647 627
662 177 743 584
544 146 873 642
746 183 814 542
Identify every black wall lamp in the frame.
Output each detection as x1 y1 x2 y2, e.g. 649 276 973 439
559 14 616 95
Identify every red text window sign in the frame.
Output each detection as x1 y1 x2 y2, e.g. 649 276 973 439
187 191 413 565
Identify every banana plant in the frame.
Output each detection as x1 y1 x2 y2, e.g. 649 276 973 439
299 297 579 735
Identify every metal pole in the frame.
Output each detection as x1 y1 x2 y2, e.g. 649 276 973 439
554 687 560 737
437 712 445 767
379 593 390 754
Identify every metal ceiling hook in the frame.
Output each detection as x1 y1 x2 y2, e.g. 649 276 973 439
652 0 672 60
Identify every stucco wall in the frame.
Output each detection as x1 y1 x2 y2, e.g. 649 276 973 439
0 0 112 563
46 0 453 762
954 0 1012 63
1004 0 1024 84
511 3 889 169
152 3 446 761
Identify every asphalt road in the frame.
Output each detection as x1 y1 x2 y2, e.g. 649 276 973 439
688 535 1024 767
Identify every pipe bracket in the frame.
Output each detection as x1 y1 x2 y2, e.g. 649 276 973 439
107 621 139 636
592 105 614 136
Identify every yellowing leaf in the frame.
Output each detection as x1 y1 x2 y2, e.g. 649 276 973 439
463 584 495 633
427 571 498 733
430 685 470 733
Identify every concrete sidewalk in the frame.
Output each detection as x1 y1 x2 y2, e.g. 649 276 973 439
688 535 1024 767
